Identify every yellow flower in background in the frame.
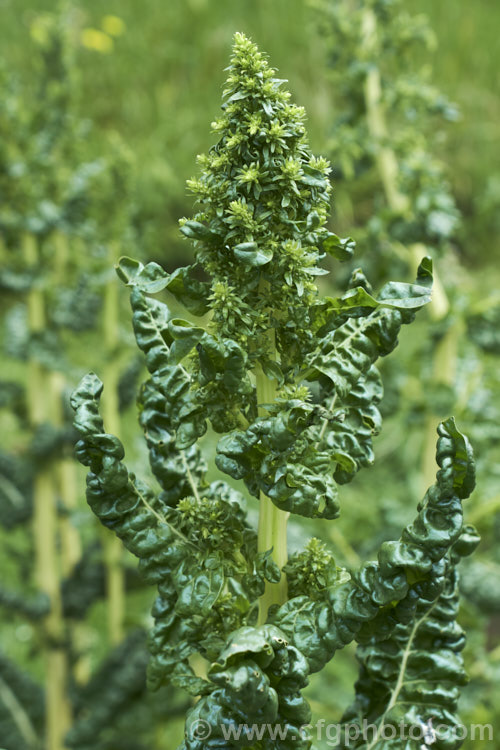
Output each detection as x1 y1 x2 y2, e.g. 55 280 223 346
101 15 126 37
81 28 113 54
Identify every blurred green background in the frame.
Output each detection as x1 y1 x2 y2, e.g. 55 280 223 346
3 0 499 267
0 0 499 748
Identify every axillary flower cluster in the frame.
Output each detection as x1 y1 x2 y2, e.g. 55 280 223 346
72 33 479 750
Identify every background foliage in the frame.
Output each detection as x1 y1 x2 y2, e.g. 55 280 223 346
0 0 498 748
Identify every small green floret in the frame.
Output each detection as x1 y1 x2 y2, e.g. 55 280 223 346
285 538 338 599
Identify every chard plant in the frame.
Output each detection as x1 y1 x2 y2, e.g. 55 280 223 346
72 34 479 749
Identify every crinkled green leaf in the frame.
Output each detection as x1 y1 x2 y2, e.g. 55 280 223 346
180 625 311 750
0 650 43 749
323 257 432 315
164 265 210 316
273 419 476 673
321 232 355 261
168 318 205 364
116 256 170 294
66 630 150 747
233 241 273 266
256 550 282 584
338 523 480 749
0 588 50 621
378 257 433 312
71 374 257 695
179 219 219 243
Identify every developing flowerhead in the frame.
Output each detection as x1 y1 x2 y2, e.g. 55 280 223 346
266 120 286 142
226 198 256 230
282 384 312 403
209 280 253 334
285 538 338 599
247 112 263 136
208 151 230 171
209 280 236 307
236 162 263 186
281 156 303 181
230 31 269 76
182 32 333 360
225 131 245 150
177 495 243 551
310 155 331 174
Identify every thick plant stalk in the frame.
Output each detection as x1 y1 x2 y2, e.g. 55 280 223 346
102 241 125 645
256 281 288 623
24 231 72 750
256 360 288 623
56 438 82 577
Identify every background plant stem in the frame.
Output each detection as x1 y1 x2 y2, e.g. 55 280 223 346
361 7 449 320
51 232 89 685
24 231 72 750
361 7 457 493
102 241 125 645
51 234 82 578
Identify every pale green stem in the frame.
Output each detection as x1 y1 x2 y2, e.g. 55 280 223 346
361 7 449 319
317 393 337 446
24 231 72 749
51 233 91 689
361 7 458 499
51 234 82 576
181 451 201 503
256 340 289 624
362 8 408 216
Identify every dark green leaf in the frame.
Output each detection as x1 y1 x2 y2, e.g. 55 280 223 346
233 241 273 266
